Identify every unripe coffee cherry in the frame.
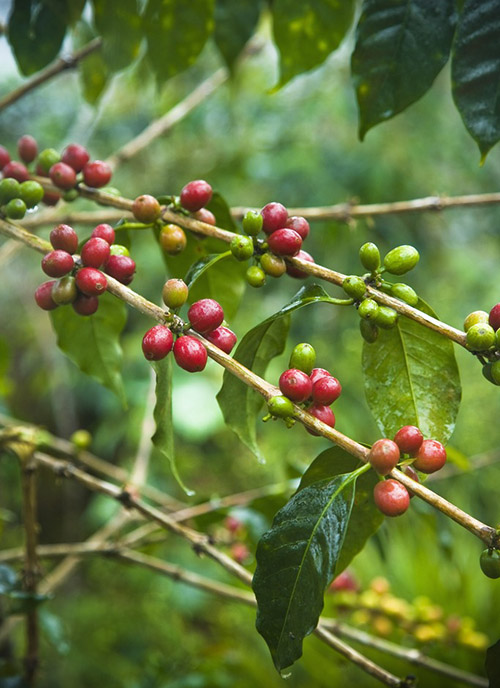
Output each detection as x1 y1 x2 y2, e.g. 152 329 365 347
373 480 410 516
306 403 335 435
268 228 302 257
466 322 496 351
309 368 331 385
19 180 44 208
285 216 310 240
83 160 112 188
34 280 58 310
383 245 420 275
36 148 60 174
159 224 187 255
412 439 447 473
173 335 208 372
358 298 380 320
75 267 107 296
488 303 500 331
374 305 398 329
267 395 295 419
0 145 10 169
91 223 115 245
5 198 26 219
41 250 74 278
109 244 129 257
17 135 38 163
368 439 401 475
230 235 254 261
142 325 174 360
72 293 99 316
391 283 418 306
359 242 380 271
260 252 286 277
0 178 21 204
70 429 92 449
242 209 263 236
480 549 500 579
180 179 212 211
279 368 313 402
81 237 111 268
104 255 136 284
286 249 314 278
206 326 237 354
193 207 216 225
490 360 500 385
312 376 342 405
260 202 288 235
49 162 77 190
51 276 78 305
246 265 266 287
61 143 90 172
188 298 224 335
464 310 489 331
162 278 189 309
2 160 29 182
289 343 316 375
360 319 379 343
132 194 161 223
393 425 423 456
343 275 366 300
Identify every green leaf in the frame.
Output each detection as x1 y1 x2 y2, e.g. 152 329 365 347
8 590 52 613
362 298 461 444
214 0 262 72
151 357 193 495
272 0 355 87
217 284 334 461
0 337 12 396
144 0 214 83
91 0 142 72
50 293 127 405
253 467 366 671
205 191 238 233
351 0 457 139
185 252 246 321
486 639 500 688
452 0 500 161
75 21 110 104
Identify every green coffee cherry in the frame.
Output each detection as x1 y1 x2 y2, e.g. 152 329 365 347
63 189 79 202
374 306 398 329
480 548 500 579
0 178 21 204
359 242 380 272
230 235 254 261
162 278 189 309
267 395 295 419
464 310 489 332
5 198 26 219
242 210 263 236
260 252 286 277
51 276 78 305
342 275 366 300
109 244 130 257
495 329 500 350
70 429 92 449
391 283 418 306
37 147 60 174
246 265 266 288
491 361 500 385
466 322 496 351
19 180 44 208
482 363 499 386
360 319 379 343
289 343 316 375
358 298 380 320
383 245 420 275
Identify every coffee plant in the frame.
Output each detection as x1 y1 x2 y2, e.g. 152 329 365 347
0 1 500 687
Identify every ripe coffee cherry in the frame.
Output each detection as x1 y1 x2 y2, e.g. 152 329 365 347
160 224 187 255
41 250 74 278
2 160 29 182
373 480 410 517
19 180 44 208
75 267 107 296
142 325 174 361
466 322 495 351
391 283 418 306
173 335 208 372
286 250 314 278
180 179 212 211
104 255 136 284
242 209 263 236
368 439 401 476
91 223 115 245
343 275 366 300
162 278 189 309
34 280 58 310
72 293 99 316
310 368 331 385
279 368 313 402
464 310 489 331
0 145 10 169
17 135 38 163
489 303 500 331
188 298 224 335
61 143 90 172
49 162 77 190
360 319 379 343
81 237 111 268
260 202 288 235
307 403 336 435
193 207 216 225
42 189 61 206
374 306 398 329
289 343 316 375
5 198 26 219
206 326 237 354
83 160 112 188
260 252 286 277
285 216 309 240
267 394 295 419
358 298 380 320
51 276 78 305
50 224 79 253
480 549 500 579
246 265 266 287
132 194 161 223
359 242 380 272
268 228 302 257
393 425 423 456
37 148 60 174
0 178 21 204
383 245 420 275
230 235 254 261
329 570 359 593
412 439 447 473
312 376 342 405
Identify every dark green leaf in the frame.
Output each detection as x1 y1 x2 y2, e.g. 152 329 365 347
50 293 127 405
144 0 214 83
351 0 457 139
92 0 142 72
75 21 110 104
0 565 17 595
362 298 461 444
272 0 355 86
185 252 246 321
205 191 238 233
214 0 262 71
452 0 500 161
486 639 500 688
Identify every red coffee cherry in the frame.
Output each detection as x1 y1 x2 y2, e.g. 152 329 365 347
489 303 500 331
42 190 61 206
279 368 313 402
373 480 410 517
83 160 112 188
193 208 216 225
368 439 401 476
0 146 10 170
188 298 224 335
307 403 336 435
41 250 74 278
393 425 424 456
17 135 38 163
309 368 331 385
206 326 237 354
34 280 58 310
81 237 111 268
72 293 99 316
173 335 208 372
180 179 212 212
75 267 107 296
50 224 79 254
260 202 288 235
61 143 90 172
329 570 359 593
132 194 161 223
285 216 310 240
268 228 302 257
2 160 29 182
49 162 77 190
91 223 115 245
312 376 342 405
286 249 314 278
142 325 174 361
104 255 136 285
412 439 447 474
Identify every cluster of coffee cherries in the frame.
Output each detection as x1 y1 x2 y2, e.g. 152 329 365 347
0 136 112 216
342 242 420 344
266 343 341 433
34 223 135 315
142 287 237 373
230 202 314 288
463 303 500 385
367 425 446 517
